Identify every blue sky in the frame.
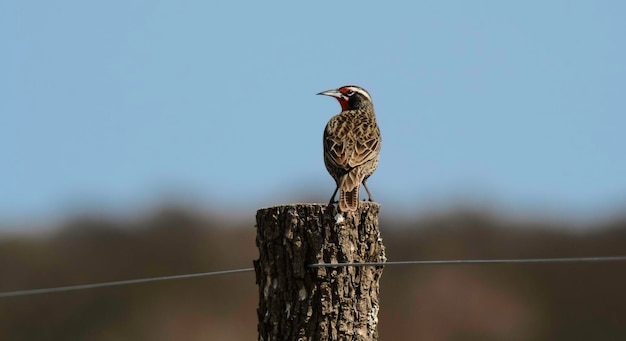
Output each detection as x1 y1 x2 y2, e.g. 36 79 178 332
1 1 625 225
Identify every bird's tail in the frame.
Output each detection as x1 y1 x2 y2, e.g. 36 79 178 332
339 186 359 212
338 167 363 212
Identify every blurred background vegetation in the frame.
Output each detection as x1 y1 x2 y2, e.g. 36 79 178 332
1 204 625 340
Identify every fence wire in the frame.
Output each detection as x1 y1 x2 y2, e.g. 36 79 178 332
309 256 626 267
0 268 254 298
2 256 626 298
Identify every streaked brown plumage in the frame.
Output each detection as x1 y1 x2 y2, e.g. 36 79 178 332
318 85 381 212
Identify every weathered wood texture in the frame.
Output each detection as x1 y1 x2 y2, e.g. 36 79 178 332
254 203 386 341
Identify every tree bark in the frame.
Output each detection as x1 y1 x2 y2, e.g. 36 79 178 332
254 203 386 341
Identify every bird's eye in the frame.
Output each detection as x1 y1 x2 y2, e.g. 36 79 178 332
345 90 355 96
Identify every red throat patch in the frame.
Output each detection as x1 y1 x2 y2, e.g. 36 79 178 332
337 97 349 111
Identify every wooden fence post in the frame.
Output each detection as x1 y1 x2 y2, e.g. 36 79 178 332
254 203 386 341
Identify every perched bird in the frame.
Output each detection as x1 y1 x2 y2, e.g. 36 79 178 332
318 85 381 212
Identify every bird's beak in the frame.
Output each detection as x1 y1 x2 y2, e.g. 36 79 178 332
317 89 343 98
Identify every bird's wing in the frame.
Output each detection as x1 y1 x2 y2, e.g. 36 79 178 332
324 111 381 170
348 124 381 169
323 119 349 171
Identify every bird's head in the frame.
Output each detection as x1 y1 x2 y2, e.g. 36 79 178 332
317 85 373 111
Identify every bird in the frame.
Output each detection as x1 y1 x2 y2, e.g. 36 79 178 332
317 85 381 212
